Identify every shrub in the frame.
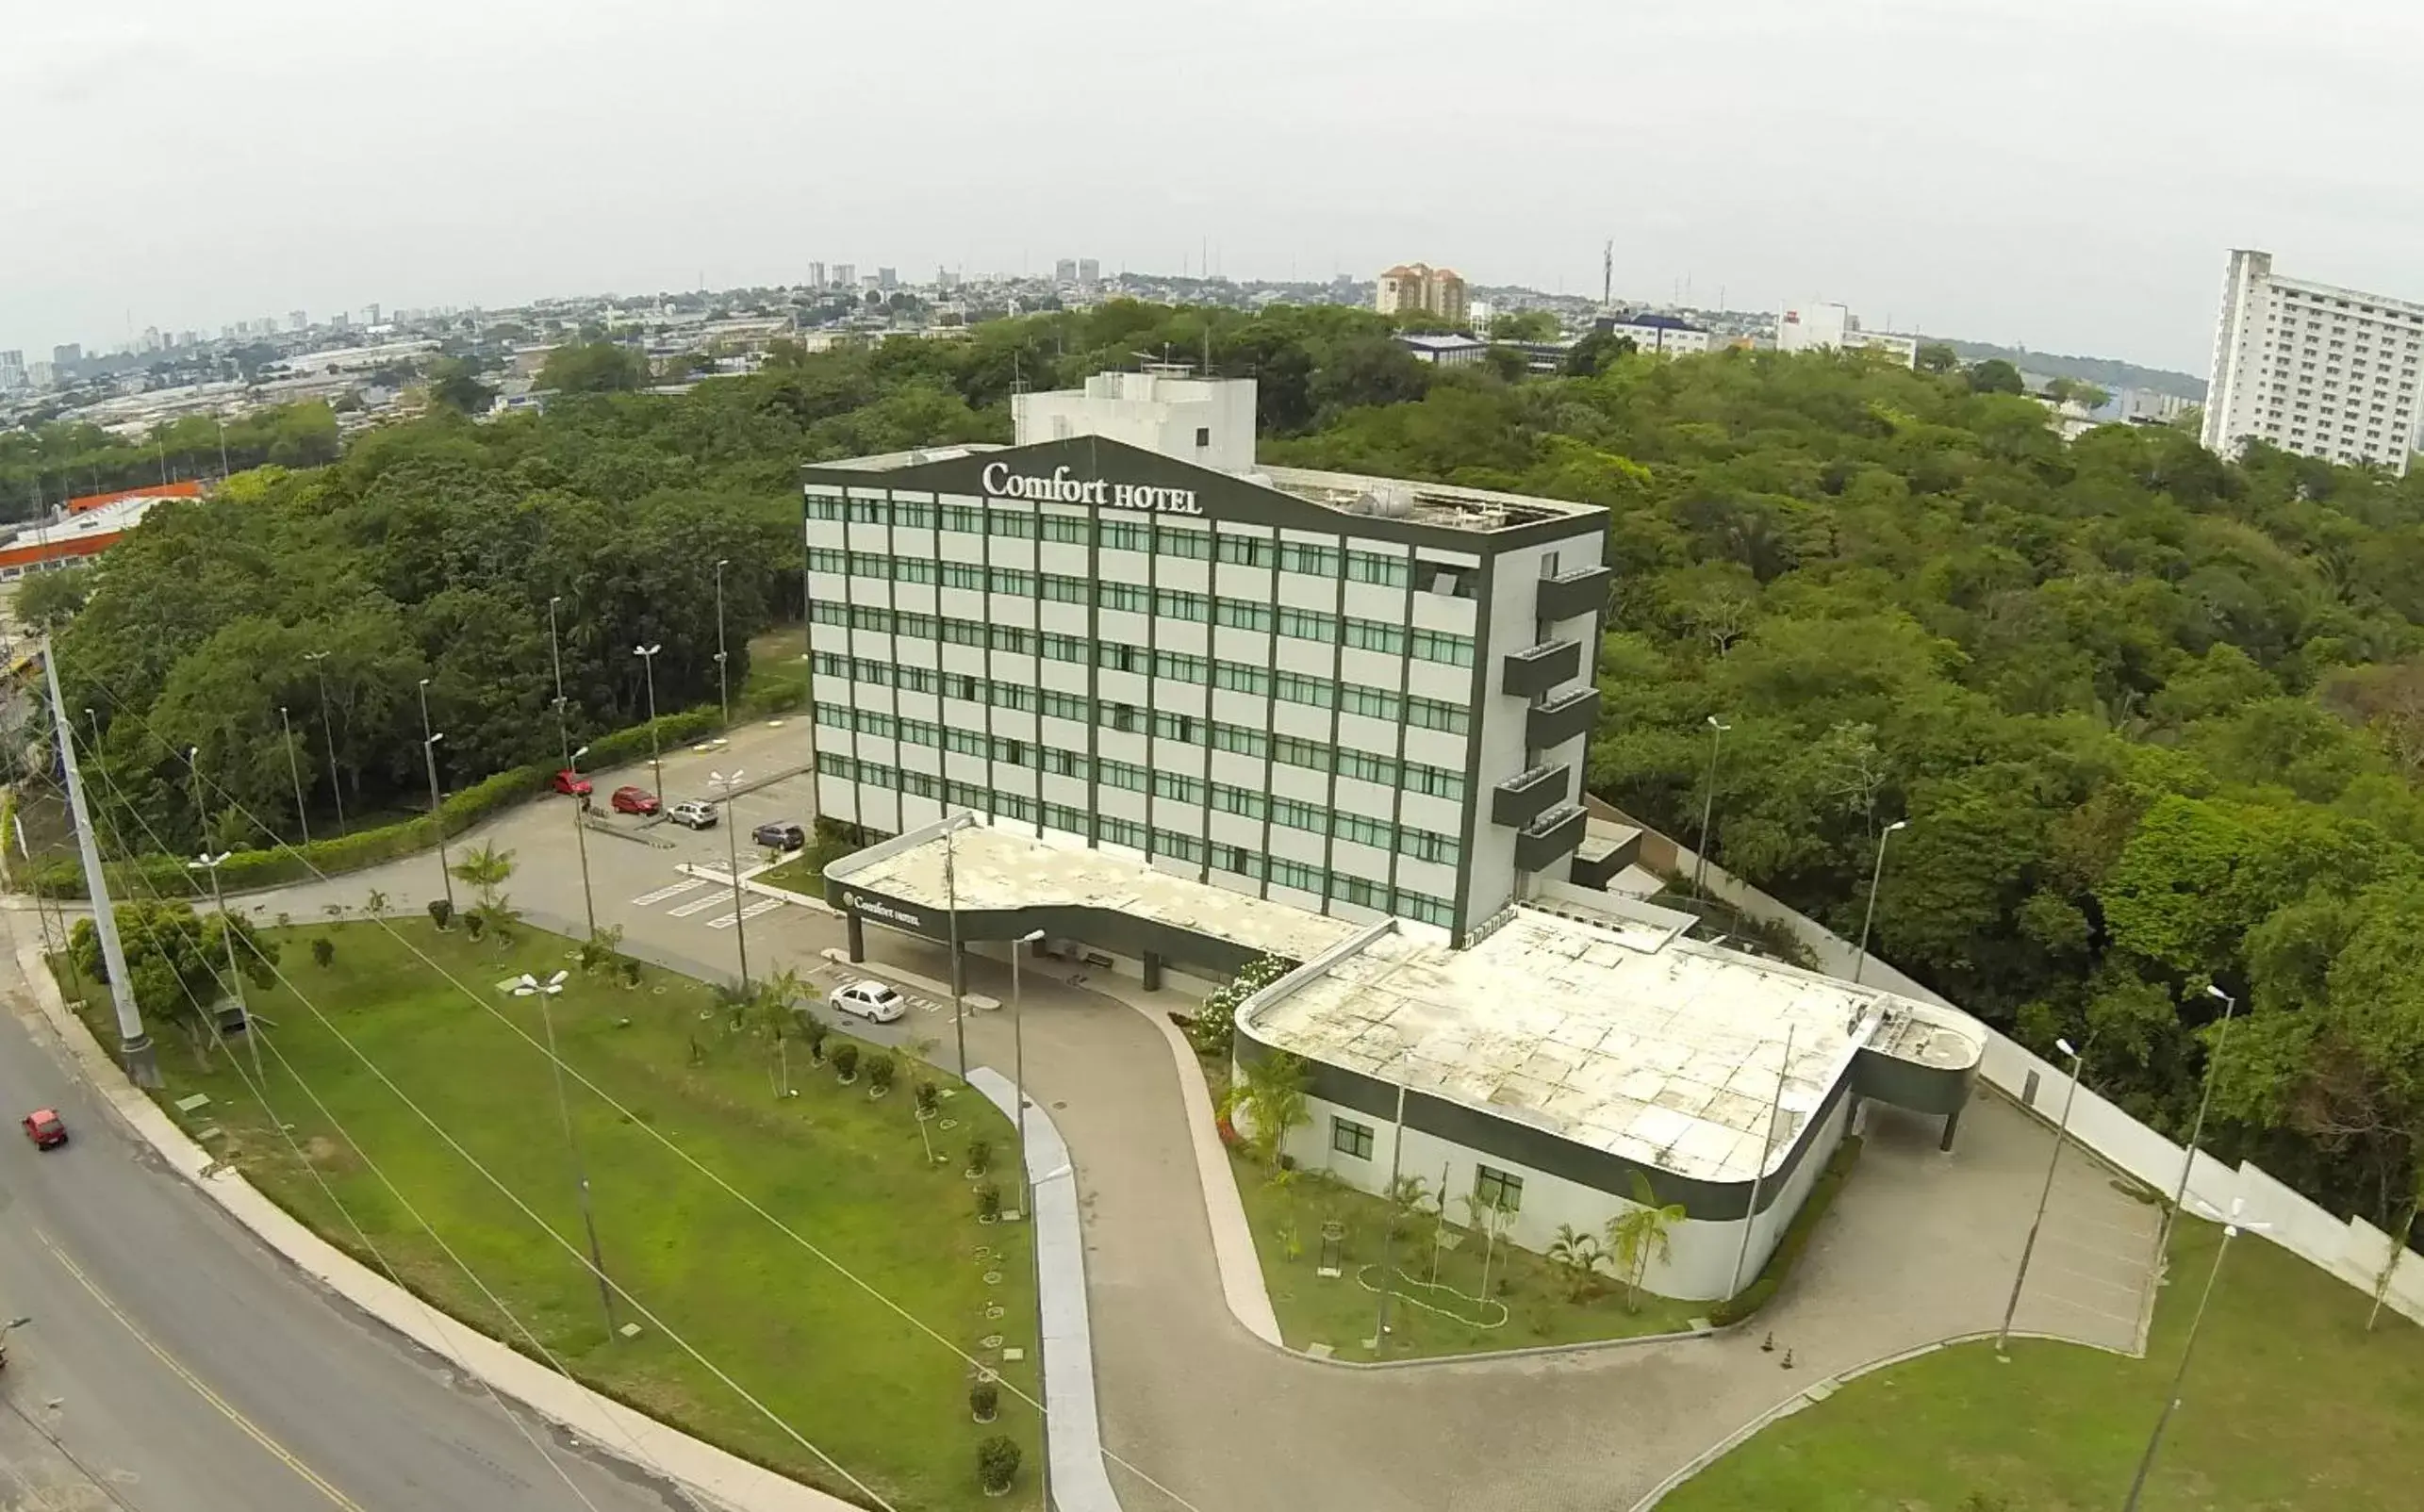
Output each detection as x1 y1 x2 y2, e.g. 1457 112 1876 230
464 912 486 941
427 897 453 930
915 1078 939 1115
976 1434 1020 1494
965 1138 991 1175
974 1181 1001 1221
866 1053 896 1094
619 957 643 988
968 1380 998 1422
799 1014 828 1061
310 937 335 969
1185 954 1296 1058
832 1043 860 1081
1708 1134 1864 1326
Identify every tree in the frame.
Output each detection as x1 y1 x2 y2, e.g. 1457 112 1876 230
1546 1224 1604 1301
69 900 278 1046
1489 309 1560 342
1605 1172 1685 1312
536 341 649 394
1217 1050 1309 1174
449 842 519 944
425 358 494 415
1965 358 2025 395
15 566 91 628
1562 330 1636 378
1916 342 1959 374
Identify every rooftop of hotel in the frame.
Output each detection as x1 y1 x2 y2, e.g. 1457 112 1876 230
805 437 1598 534
1245 903 1984 1186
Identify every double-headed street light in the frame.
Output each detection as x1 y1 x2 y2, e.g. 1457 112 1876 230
1693 715 1730 901
710 769 751 989
1853 818 1909 985
303 650 345 836
547 594 571 769
713 558 732 728
277 706 311 847
2156 983 2239 1267
417 678 453 916
509 969 616 1339
188 848 266 1089
569 743 597 939
2122 1196 2269 1511
1997 1036 2086 1359
634 643 665 804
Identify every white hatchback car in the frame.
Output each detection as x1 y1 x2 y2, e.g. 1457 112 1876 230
829 979 907 1024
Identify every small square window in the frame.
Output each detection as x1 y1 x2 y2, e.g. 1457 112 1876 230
1474 1164 1524 1213
1195 426 1212 447
1331 1117 1375 1160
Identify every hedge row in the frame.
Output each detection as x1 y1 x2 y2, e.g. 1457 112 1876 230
29 704 740 900
1707 1132 1865 1326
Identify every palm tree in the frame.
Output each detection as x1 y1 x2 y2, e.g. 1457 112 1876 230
1606 1172 1686 1313
449 842 516 929
1457 1192 1511 1299
1215 1050 1309 1175
363 888 388 918
1546 1224 1604 1302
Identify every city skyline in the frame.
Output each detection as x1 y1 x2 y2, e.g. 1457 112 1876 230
8 1 2421 375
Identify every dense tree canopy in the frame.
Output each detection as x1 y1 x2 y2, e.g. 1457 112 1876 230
31 301 2424 1230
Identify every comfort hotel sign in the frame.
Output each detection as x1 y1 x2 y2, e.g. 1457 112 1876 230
980 461 1204 517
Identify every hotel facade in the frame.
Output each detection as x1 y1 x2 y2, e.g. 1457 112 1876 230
801 372 1612 945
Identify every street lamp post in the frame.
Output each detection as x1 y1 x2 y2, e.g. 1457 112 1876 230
942 812 971 1080
1852 819 1908 985
1692 715 1730 901
711 769 750 989
1370 1041 1411 1355
2155 984 2239 1265
1011 928 1045 1186
509 970 617 1339
2121 1197 2269 1512
418 679 453 917
547 595 570 769
634 644 664 804
569 744 597 940
277 705 311 847
189 849 266 1089
303 651 345 836
713 558 732 728
1727 1025 1798 1298
1996 1036 2085 1359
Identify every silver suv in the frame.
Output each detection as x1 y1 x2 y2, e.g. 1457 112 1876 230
666 799 717 830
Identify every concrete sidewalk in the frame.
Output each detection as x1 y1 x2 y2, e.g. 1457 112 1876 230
8 914 860 1512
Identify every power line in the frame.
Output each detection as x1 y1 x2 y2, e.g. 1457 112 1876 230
67 711 902 1512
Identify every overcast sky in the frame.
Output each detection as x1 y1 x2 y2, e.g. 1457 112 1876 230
6 0 2420 375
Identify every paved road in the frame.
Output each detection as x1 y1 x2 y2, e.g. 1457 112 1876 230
0 923 685 1512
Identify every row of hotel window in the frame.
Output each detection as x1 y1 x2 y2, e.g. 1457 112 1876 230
810 651 1474 735
808 498 1425 582
811 547 1443 613
809 598 1476 667
814 701 1467 852
815 752 1459 927
1327 1118 1526 1210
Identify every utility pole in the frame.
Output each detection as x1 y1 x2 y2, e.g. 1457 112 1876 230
1602 239 1613 310
44 634 157 1086
713 560 732 727
278 706 311 846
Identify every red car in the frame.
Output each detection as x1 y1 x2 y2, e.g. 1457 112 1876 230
610 785 659 815
22 1109 66 1150
552 768 594 797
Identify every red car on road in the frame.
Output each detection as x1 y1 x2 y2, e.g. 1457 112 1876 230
610 785 660 815
552 769 594 797
22 1109 66 1150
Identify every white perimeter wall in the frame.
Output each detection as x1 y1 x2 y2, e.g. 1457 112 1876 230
1278 1087 1851 1303
1624 808 2424 1325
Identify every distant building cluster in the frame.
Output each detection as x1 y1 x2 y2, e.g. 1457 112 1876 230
2202 248 2424 477
1774 303 1919 367
1375 262 1470 325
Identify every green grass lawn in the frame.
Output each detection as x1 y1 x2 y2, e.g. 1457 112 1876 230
1664 1218 2424 1511
743 622 809 711
69 921 1040 1512
1227 1149 1706 1359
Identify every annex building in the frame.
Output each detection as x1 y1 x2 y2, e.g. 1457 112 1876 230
802 369 1612 945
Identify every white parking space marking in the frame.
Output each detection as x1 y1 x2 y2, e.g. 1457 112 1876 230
632 879 709 906
667 893 728 918
706 898 786 929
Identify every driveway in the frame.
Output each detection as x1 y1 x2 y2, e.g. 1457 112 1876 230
136 734 2156 1511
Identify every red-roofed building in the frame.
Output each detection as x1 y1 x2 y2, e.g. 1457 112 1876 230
62 479 203 516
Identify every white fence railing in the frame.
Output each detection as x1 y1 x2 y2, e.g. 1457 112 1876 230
1617 811 2424 1325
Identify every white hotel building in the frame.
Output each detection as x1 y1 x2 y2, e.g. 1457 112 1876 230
2201 248 2424 475
801 369 1613 945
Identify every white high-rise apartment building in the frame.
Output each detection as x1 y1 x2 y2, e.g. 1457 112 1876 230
2201 249 2424 475
801 372 1612 944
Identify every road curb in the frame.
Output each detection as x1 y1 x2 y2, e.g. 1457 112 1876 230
7 918 862 1512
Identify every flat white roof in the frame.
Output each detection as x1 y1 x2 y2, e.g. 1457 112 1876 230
833 823 1363 965
1246 906 1977 1186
